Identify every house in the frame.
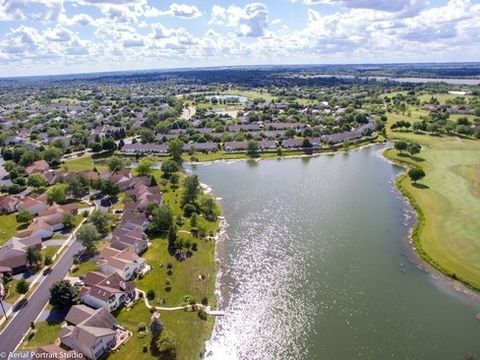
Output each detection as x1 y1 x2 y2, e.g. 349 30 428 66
0 195 18 214
182 142 219 153
35 344 75 358
281 139 304 149
110 224 148 254
25 160 50 176
0 235 42 274
79 272 136 312
98 247 146 280
61 305 118 360
224 141 248 152
258 140 277 150
17 218 54 239
122 143 168 155
17 196 49 215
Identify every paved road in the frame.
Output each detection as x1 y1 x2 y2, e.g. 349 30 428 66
0 240 83 359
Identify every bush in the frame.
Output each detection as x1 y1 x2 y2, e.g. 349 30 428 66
183 204 197 217
138 322 147 332
44 255 53 266
201 296 208 306
146 289 155 300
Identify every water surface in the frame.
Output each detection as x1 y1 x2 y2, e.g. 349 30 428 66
189 145 480 360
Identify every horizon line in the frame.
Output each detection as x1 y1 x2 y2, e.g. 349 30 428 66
2 61 480 81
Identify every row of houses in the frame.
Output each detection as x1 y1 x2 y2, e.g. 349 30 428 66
55 170 161 359
0 201 78 274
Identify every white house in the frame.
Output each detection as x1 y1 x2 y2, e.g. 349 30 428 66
97 247 146 280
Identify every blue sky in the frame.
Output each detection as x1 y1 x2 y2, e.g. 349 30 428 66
0 0 479 76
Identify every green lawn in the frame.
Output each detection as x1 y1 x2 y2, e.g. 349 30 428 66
41 245 61 260
108 302 214 360
4 278 22 303
71 258 97 276
20 321 63 349
384 107 480 290
0 214 21 245
64 153 110 172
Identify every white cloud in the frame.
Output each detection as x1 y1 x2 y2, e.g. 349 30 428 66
210 3 269 37
165 3 202 19
0 0 64 22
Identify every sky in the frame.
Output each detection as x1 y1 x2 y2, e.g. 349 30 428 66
0 0 479 77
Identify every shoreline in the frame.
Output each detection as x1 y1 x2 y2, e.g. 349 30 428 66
382 148 480 304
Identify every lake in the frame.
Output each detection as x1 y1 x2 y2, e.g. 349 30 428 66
188 145 480 360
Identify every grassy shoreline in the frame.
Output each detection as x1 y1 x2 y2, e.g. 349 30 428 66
383 122 480 292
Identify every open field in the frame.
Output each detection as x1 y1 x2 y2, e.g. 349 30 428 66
385 110 480 289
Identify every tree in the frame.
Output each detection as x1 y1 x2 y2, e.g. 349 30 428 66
103 180 120 198
76 223 100 252
247 140 259 156
107 156 126 173
67 174 90 198
26 246 42 269
47 184 67 204
49 280 79 310
394 141 408 154
200 196 218 220
148 204 174 234
16 279 30 294
140 128 155 144
182 175 200 206
102 137 117 151
63 213 75 229
408 168 426 183
407 143 421 157
89 210 112 235
167 225 177 254
43 147 63 166
27 173 47 189
137 158 153 176
149 312 164 339
154 330 176 359
161 160 180 179
16 210 34 224
168 139 184 165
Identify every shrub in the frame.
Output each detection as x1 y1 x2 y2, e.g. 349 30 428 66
183 204 197 217
146 289 155 300
44 255 53 266
138 322 146 332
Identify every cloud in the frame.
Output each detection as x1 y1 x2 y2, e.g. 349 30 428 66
0 0 64 22
165 3 202 18
210 3 269 37
302 0 427 17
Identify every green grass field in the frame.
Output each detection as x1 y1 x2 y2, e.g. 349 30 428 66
20 321 62 350
0 214 21 246
384 107 480 290
109 301 214 360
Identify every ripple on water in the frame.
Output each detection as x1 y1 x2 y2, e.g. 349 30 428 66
206 204 324 360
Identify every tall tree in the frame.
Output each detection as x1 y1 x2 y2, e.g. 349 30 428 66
26 246 42 269
49 280 79 310
408 168 426 183
107 156 126 173
168 139 184 165
182 175 200 206
76 223 101 252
